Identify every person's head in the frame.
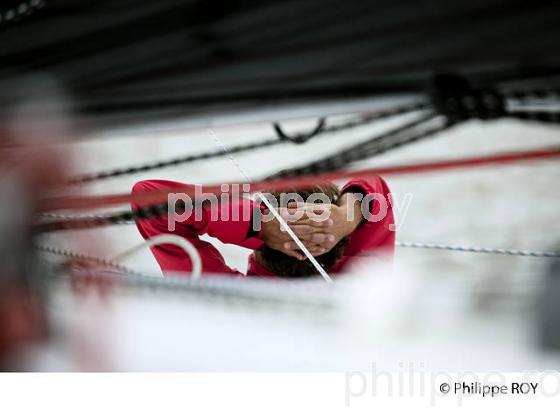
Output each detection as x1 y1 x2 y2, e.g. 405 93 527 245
254 184 349 278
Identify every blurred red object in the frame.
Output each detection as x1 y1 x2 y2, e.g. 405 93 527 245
0 78 74 368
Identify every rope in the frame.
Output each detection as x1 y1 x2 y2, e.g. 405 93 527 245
37 240 560 303
35 144 560 229
396 241 560 258
39 211 135 224
37 239 560 262
430 75 560 124
39 241 560 307
35 201 175 233
273 117 326 144
36 238 560 309
62 88 560 186
270 111 447 179
66 103 428 185
46 267 336 310
35 244 141 275
112 234 202 280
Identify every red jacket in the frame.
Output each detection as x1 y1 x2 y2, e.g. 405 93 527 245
132 177 395 278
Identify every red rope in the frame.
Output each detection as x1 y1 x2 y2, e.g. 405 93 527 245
40 145 560 212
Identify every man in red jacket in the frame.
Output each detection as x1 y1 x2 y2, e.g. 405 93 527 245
132 176 395 278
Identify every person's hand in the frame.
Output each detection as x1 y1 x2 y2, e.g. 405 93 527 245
261 206 335 260
260 207 311 260
282 192 363 257
260 192 364 259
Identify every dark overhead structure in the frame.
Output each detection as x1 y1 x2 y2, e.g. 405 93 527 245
0 0 559 126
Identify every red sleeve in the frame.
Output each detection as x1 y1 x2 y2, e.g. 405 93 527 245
339 176 395 259
131 180 264 276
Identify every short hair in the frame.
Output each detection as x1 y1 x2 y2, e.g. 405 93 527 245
254 184 349 278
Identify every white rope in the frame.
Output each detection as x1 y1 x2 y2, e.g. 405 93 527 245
256 193 332 283
111 233 202 279
396 241 560 258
